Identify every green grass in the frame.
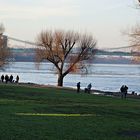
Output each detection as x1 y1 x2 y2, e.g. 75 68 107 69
0 84 140 140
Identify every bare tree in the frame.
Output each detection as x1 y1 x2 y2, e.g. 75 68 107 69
36 30 97 86
0 24 10 67
128 25 140 62
126 0 140 63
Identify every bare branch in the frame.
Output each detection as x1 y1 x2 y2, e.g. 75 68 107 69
125 24 140 63
35 29 97 86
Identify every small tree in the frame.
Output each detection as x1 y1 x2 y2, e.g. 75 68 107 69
36 30 97 86
0 24 10 67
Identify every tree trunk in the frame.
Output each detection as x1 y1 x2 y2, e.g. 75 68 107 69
57 74 64 86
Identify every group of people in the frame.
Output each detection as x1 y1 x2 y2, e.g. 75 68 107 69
77 82 129 99
1 74 19 84
77 82 92 94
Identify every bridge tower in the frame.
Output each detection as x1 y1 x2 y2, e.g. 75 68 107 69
0 35 8 48
0 24 7 48
2 35 8 48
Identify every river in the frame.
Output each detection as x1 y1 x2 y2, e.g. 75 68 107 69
0 62 140 93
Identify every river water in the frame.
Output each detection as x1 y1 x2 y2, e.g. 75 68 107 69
0 62 140 93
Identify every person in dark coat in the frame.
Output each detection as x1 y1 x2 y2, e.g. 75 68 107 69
85 83 92 94
124 85 128 99
5 75 9 84
87 83 92 94
120 85 128 99
120 85 124 99
77 82 81 93
1 75 4 82
16 75 19 83
10 75 13 83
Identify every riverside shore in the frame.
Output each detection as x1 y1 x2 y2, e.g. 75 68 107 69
1 81 139 99
4 82 139 99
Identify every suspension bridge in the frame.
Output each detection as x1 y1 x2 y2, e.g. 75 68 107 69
1 34 138 54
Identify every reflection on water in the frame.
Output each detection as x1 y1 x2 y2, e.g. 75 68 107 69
0 62 140 93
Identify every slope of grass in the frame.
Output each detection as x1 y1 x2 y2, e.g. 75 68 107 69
0 84 140 140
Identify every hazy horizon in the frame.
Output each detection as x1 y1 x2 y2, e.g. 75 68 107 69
1 0 140 49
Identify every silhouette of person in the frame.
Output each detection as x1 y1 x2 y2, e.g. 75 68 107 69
124 85 128 99
5 75 9 84
1 75 4 82
16 75 19 83
77 82 81 93
10 75 13 83
120 85 128 99
87 83 92 94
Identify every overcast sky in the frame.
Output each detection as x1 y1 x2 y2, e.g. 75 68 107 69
0 0 140 48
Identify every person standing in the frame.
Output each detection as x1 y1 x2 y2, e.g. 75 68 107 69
120 85 128 99
1 75 4 82
10 75 13 83
77 82 81 93
5 75 9 84
120 85 124 99
16 75 19 83
124 85 128 99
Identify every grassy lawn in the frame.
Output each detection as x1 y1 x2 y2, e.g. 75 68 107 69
0 84 140 140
